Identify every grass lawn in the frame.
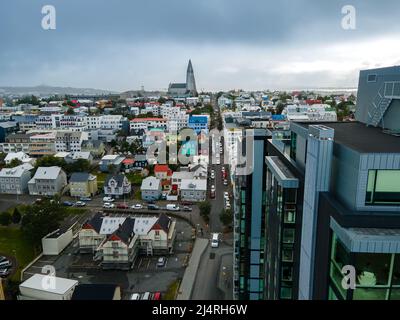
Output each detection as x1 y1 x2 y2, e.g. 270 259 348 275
0 226 36 282
163 279 181 300
126 172 144 186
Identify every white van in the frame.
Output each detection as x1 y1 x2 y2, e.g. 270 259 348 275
211 233 219 248
166 204 180 211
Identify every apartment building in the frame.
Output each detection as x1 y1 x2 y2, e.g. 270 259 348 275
28 166 67 196
130 118 167 131
55 131 86 153
188 115 209 135
0 164 33 194
259 66 400 301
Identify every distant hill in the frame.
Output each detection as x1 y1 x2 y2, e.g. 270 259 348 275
0 85 119 97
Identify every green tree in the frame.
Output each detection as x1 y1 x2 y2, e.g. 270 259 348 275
0 212 12 226
12 207 22 224
65 159 91 174
66 107 75 115
21 199 68 247
219 209 232 227
199 201 211 218
5 158 23 168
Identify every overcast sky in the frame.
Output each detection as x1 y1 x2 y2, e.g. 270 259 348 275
1 0 400 92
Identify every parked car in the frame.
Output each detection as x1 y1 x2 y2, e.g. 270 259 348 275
157 257 166 267
79 197 92 202
216 159 221 165
0 268 10 278
181 201 193 206
152 292 161 300
183 206 192 212
117 203 129 210
0 260 12 269
130 293 140 300
147 204 160 210
223 179 228 186
131 204 143 210
210 190 216 199
141 292 151 300
74 201 86 207
224 192 229 199
103 202 115 209
166 204 180 211
63 201 74 207
102 197 114 202
225 203 231 210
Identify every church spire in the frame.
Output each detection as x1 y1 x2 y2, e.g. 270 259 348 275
186 59 197 96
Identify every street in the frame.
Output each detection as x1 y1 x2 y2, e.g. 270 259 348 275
191 94 234 300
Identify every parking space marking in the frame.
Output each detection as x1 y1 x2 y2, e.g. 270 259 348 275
146 258 151 270
137 258 143 270
164 258 168 268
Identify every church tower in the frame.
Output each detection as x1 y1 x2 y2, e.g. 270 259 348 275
186 59 197 96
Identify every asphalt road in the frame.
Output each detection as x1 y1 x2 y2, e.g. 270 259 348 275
191 95 234 300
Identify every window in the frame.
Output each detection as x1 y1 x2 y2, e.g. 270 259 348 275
366 170 400 205
367 74 377 82
282 229 295 244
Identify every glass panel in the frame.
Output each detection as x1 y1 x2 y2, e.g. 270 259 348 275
283 229 295 244
282 265 293 281
284 210 296 224
282 247 294 262
353 288 388 300
391 255 400 285
355 253 391 286
280 286 292 299
328 287 339 300
390 289 400 300
330 262 347 299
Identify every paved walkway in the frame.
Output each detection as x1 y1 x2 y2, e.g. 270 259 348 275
176 238 208 300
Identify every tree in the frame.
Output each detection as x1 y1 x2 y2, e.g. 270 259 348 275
5 158 23 168
0 212 12 226
12 207 22 224
21 199 68 247
66 107 75 115
65 159 91 174
199 201 211 218
219 209 232 227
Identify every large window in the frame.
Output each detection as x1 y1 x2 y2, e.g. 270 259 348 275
366 170 400 205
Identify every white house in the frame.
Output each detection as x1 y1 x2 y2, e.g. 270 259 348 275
0 164 33 194
28 166 67 196
180 179 207 202
4 151 35 165
140 176 162 201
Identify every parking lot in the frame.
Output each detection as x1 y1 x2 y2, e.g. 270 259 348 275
22 217 194 299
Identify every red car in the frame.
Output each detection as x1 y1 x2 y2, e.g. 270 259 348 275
152 292 161 300
117 203 129 210
210 191 216 199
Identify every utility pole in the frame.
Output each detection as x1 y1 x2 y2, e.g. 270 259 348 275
0 279 5 300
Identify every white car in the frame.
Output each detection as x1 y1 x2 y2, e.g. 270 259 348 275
224 192 229 199
211 233 219 248
211 185 216 191
103 197 114 202
103 202 115 209
216 159 221 165
131 204 143 210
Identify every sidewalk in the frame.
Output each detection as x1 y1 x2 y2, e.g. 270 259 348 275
217 252 233 300
176 238 208 300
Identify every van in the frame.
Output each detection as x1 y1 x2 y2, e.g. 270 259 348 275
141 292 151 300
166 204 180 211
211 233 219 248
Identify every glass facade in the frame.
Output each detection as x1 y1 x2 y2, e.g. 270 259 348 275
366 170 400 205
329 232 400 300
264 167 298 300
